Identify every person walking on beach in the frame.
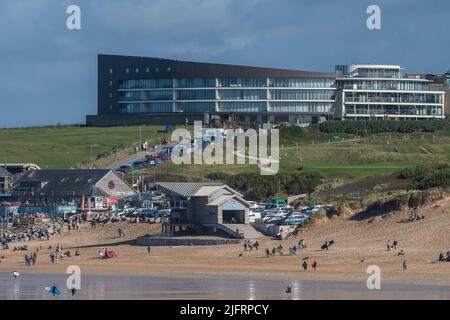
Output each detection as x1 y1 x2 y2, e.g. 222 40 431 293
386 240 391 251
254 241 259 251
118 228 122 238
311 260 317 271
402 260 407 271
147 245 151 254
243 241 248 251
265 248 270 258
393 240 398 251
70 286 76 299
302 260 308 271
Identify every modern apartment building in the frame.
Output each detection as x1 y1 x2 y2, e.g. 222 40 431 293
86 55 446 126
334 64 445 120
87 54 337 126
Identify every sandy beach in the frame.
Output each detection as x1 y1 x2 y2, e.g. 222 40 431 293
1 197 450 288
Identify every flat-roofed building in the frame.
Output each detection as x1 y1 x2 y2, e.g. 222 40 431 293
335 64 445 120
87 54 337 126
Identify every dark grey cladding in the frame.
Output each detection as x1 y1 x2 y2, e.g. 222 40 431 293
98 54 335 79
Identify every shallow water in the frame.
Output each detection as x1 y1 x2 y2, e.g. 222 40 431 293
0 272 449 300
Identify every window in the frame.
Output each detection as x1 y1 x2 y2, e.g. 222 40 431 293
167 67 171 72
135 68 139 73
109 81 113 86
126 68 130 73
146 67 150 73
109 69 113 74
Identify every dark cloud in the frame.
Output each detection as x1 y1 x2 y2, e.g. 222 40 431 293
0 0 449 127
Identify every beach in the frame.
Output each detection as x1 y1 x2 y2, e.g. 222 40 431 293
1 197 450 299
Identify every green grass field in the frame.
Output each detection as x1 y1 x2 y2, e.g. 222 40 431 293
158 130 450 183
0 125 169 168
1 125 449 184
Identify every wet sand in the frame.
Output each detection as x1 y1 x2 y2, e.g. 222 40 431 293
1 271 450 300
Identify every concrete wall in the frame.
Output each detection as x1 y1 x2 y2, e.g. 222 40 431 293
86 113 206 127
136 236 241 246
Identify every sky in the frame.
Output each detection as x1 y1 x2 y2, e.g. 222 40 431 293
0 0 449 127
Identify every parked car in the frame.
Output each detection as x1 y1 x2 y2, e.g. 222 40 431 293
146 153 161 159
279 214 307 225
132 160 147 169
248 210 262 223
117 164 132 172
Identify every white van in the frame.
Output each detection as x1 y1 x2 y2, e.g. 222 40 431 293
248 210 262 223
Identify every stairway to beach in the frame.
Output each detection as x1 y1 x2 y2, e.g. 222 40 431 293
218 224 264 239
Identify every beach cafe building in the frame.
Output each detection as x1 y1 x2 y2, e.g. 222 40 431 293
156 182 250 236
8 169 136 213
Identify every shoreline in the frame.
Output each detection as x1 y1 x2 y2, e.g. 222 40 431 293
3 257 450 287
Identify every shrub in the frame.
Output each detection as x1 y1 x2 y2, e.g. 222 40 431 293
205 172 322 201
318 120 448 135
398 163 450 190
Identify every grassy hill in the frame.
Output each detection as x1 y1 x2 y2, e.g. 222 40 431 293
154 129 450 184
1 125 450 185
0 125 168 168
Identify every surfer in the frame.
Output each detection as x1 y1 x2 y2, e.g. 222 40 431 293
13 271 19 279
285 286 292 296
70 286 76 298
51 285 58 296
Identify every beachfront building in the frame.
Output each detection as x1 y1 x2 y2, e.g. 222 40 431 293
87 54 337 126
156 182 257 238
334 64 446 120
0 167 13 195
12 169 137 211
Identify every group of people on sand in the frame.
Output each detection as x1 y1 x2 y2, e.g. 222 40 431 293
386 240 405 256
264 239 308 258
48 243 77 263
409 211 425 222
438 251 450 262
386 240 399 251
243 239 259 251
118 228 128 238
302 259 318 271
24 251 37 266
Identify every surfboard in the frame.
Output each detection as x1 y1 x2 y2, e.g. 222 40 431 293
321 240 335 250
45 287 61 296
